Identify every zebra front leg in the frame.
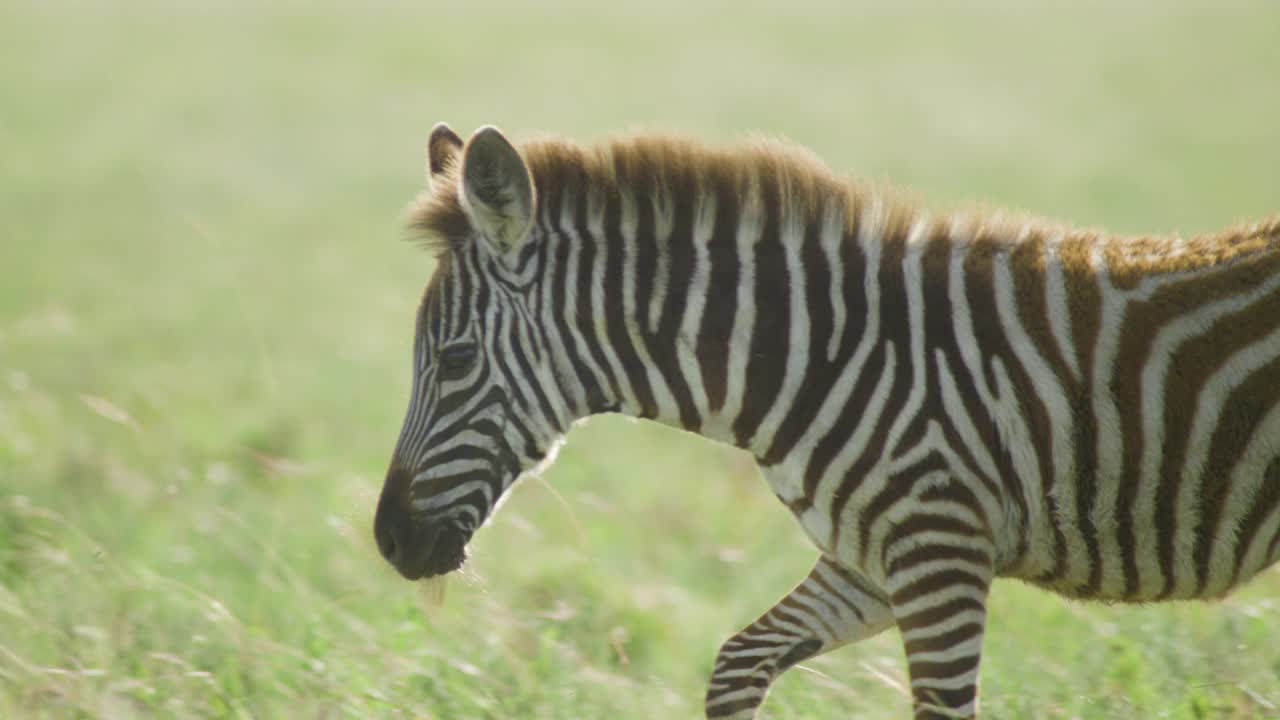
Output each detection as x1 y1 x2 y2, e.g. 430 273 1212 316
884 523 995 719
705 555 895 719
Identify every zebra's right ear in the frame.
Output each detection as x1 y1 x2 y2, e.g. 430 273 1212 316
426 122 464 191
458 126 536 257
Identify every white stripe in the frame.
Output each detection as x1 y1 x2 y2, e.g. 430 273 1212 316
646 187 674 333
891 584 989 620
675 193 717 428
619 189 680 422
898 608 986 644
877 218 932 457
411 478 492 513
1043 235 1081 381
989 247 1079 577
553 193 610 408
814 343 898 557
705 687 762 708
584 185 640 414
821 203 847 361
1089 243 1163 592
510 295 571 432
933 349 1001 487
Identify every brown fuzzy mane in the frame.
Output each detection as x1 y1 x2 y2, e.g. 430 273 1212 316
407 131 923 256
406 131 1280 282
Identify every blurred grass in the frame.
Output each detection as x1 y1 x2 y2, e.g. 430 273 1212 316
2 1 1279 718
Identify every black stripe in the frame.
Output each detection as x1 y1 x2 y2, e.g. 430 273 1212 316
649 183 702 430
696 182 740 413
1192 355 1280 592
601 188 658 417
891 569 989 608
831 225 913 554
763 212 836 465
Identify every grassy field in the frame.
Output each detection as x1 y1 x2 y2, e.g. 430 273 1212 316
3 2 1280 718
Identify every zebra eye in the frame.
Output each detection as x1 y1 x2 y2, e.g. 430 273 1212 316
438 343 478 376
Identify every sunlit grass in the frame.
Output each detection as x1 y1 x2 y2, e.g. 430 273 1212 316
2 2 1279 718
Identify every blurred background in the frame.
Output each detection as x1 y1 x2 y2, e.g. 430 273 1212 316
2 2 1279 718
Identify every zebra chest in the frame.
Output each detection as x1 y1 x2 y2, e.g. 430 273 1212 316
759 455 905 581
760 433 1031 588
761 461 843 556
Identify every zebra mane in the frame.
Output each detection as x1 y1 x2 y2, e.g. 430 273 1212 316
407 131 1280 279
407 130 924 257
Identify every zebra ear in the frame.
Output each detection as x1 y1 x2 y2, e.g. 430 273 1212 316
458 126 535 256
426 122 463 191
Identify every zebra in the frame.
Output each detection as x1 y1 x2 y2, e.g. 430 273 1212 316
373 122 1280 719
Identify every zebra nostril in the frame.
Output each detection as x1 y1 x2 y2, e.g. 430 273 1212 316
376 465 415 571
376 523 399 563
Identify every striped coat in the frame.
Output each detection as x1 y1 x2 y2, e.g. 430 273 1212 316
374 123 1280 719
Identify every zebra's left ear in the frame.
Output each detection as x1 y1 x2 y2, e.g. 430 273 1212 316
426 122 464 192
458 126 536 256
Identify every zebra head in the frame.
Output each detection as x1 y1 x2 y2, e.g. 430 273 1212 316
374 124 577 580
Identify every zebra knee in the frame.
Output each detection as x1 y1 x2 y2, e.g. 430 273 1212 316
712 632 819 676
776 636 822 670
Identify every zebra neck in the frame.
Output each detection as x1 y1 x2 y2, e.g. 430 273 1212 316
544 184 871 456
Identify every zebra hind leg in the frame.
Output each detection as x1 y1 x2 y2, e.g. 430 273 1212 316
705 555 895 719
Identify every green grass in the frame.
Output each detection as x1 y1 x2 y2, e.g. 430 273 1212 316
2 1 1280 718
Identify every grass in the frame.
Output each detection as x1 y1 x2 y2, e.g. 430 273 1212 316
2 1 1279 718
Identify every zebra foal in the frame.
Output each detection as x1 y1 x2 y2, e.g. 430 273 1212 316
373 122 1280 718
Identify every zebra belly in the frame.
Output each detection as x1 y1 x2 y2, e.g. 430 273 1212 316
1016 454 1280 603
761 440 1280 603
